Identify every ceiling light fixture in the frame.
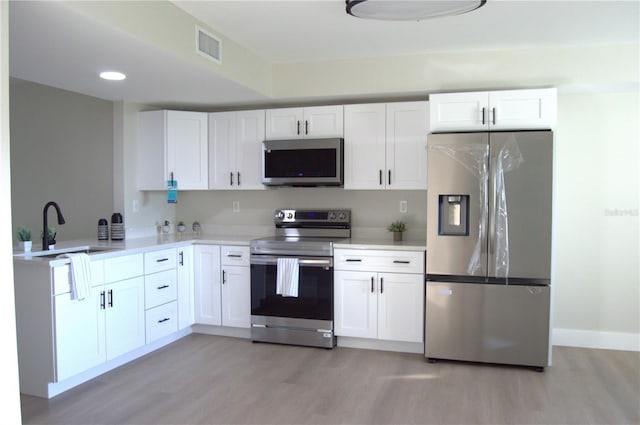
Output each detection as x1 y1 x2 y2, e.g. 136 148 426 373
345 0 486 21
99 71 126 81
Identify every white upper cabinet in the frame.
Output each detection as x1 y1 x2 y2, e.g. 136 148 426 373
429 88 557 132
137 110 209 190
344 101 428 190
209 110 266 190
265 105 343 140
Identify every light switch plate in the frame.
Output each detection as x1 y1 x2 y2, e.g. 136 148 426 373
400 200 408 213
233 201 240 212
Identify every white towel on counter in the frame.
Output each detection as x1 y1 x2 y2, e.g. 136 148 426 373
276 257 299 297
60 253 92 301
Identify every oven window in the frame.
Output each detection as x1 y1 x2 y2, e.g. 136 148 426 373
251 263 333 321
264 148 337 178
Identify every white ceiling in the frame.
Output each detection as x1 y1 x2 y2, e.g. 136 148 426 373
8 0 640 108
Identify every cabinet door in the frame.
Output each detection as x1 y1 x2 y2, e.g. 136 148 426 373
208 111 237 189
377 273 424 343
177 246 195 330
429 92 488 132
236 110 266 190
54 289 106 381
304 105 344 138
343 103 387 189
265 107 304 140
105 276 145 360
221 265 251 328
166 110 209 190
489 88 557 130
137 110 166 190
386 101 429 190
334 271 377 338
194 245 222 325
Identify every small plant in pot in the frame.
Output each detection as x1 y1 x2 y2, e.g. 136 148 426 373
387 220 406 242
176 221 186 233
162 220 170 234
17 225 32 252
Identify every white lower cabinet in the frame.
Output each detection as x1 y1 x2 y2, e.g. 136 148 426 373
53 254 146 382
104 276 146 358
194 244 222 325
221 246 251 328
334 248 425 343
194 244 251 328
177 245 195 330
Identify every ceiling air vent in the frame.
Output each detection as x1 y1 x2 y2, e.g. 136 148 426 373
196 26 221 64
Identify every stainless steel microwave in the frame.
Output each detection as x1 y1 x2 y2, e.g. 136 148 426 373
262 138 344 187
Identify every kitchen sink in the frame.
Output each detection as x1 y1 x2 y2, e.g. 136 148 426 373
20 246 121 259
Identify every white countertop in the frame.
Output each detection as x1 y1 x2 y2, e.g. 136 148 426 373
13 232 425 267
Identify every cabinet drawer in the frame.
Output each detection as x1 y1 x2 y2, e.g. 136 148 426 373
334 249 425 274
145 269 178 309
144 248 177 274
104 254 144 283
221 245 250 266
145 301 178 343
53 260 105 295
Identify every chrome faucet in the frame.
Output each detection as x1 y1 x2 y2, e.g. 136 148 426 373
42 201 66 250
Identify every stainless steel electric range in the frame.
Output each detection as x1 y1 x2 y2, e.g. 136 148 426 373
249 209 351 348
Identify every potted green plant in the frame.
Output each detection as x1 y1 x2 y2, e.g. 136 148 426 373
17 225 32 252
162 220 170 234
387 220 406 241
41 227 56 249
192 221 201 236
176 221 186 233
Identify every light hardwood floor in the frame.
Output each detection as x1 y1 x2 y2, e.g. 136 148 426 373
20 334 640 425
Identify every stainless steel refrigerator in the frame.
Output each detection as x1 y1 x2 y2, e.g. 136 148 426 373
425 130 552 371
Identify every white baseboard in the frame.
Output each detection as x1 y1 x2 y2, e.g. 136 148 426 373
552 328 640 352
337 336 424 354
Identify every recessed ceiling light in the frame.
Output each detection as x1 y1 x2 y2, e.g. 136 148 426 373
99 71 126 81
346 0 486 21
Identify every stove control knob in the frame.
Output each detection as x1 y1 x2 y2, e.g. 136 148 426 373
338 212 347 220
328 212 336 220
275 211 285 220
286 212 294 220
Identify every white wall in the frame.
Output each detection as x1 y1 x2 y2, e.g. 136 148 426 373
552 89 639 349
1 0 25 421
9 80 114 245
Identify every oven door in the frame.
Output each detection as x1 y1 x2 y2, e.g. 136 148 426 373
250 255 333 321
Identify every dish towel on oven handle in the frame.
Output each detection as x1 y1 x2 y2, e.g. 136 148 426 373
276 257 299 297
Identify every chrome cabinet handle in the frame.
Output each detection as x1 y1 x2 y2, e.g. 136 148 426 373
345 258 362 262
492 107 496 125
230 172 234 186
379 170 383 185
100 291 106 309
380 277 384 294
227 254 242 258
158 318 170 323
222 270 226 284
393 260 410 264
305 120 309 135
179 251 184 266
157 284 169 290
371 276 374 293
108 289 113 307
156 258 169 263
237 172 241 186
388 170 391 186
481 107 486 125
297 120 300 135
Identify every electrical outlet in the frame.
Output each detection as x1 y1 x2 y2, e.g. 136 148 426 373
233 201 240 212
132 199 139 213
400 200 408 213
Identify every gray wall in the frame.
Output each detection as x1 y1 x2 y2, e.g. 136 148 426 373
10 79 114 245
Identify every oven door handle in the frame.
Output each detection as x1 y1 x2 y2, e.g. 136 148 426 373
250 256 333 267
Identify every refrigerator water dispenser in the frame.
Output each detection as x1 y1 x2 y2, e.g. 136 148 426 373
438 195 469 236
